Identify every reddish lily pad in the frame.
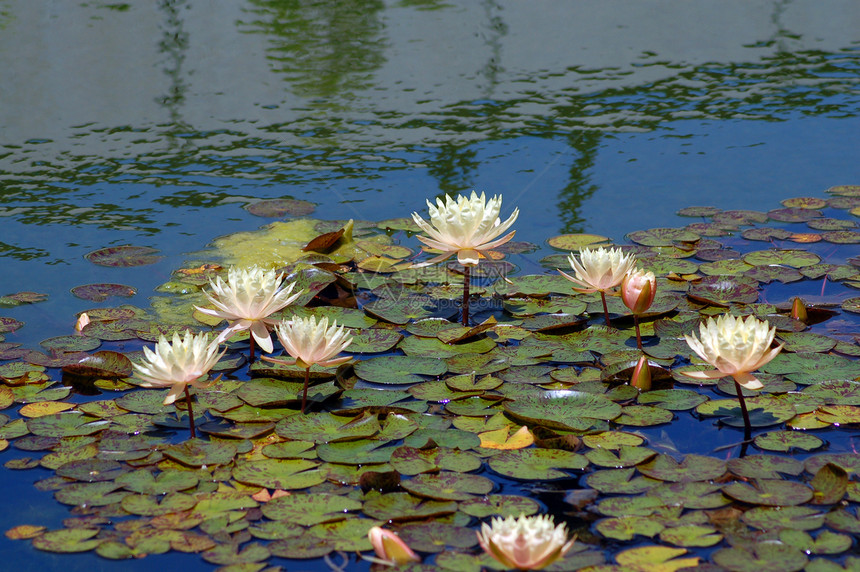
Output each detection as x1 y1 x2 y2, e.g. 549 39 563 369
245 198 316 217
627 228 700 247
85 245 162 267
62 350 133 378
71 283 137 302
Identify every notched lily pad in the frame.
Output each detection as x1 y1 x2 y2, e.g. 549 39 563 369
85 245 162 267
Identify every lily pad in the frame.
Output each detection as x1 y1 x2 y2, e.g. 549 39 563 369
85 245 162 267
32 528 103 553
354 356 447 384
261 493 362 526
488 448 588 480
362 492 457 522
722 479 813 506
71 283 137 302
713 544 807 572
504 391 621 430
638 454 726 482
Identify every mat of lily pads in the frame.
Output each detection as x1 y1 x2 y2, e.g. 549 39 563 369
1 186 860 571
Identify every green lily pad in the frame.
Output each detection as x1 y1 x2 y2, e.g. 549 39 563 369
32 528 103 553
121 492 197 516
27 413 110 438
115 469 199 495
810 463 848 505
647 481 729 509
727 455 804 479
275 412 380 443
398 335 496 358
401 471 493 501
403 427 481 449
316 439 394 465
712 544 807 572
778 529 852 556
585 446 656 468
458 494 540 518
638 454 726 483
268 533 333 559
40 335 101 353
261 493 362 526
615 405 674 426
586 468 659 494
347 328 403 353
596 516 665 541
637 389 708 411
261 440 316 460
234 378 305 407
201 542 270 566
825 507 860 534
54 482 127 507
160 438 236 467
753 430 823 452
305 518 379 552
488 448 588 480
659 525 723 548
695 396 796 427
504 390 621 430
362 492 457 522
390 446 482 475
742 249 821 268
722 479 813 506
582 431 645 449
397 522 478 553
547 233 610 250
596 495 674 518
232 458 326 490
497 274 580 296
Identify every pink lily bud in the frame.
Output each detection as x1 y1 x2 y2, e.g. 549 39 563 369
791 297 808 322
367 526 420 566
631 354 652 391
621 269 656 315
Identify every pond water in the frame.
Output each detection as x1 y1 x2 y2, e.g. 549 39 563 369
1 1 860 571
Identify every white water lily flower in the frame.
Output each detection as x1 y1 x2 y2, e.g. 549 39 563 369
134 331 225 405
271 315 353 369
411 191 519 267
477 513 575 571
683 314 784 390
195 266 303 353
559 246 637 293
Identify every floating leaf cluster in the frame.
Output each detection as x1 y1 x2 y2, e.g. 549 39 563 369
0 186 859 571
